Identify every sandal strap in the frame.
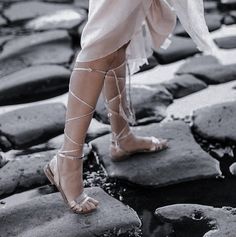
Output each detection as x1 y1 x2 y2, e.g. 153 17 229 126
102 59 136 148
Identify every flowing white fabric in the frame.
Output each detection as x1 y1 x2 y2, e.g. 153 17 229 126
76 0 218 75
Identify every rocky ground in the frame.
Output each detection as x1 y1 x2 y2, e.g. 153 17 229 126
0 0 236 236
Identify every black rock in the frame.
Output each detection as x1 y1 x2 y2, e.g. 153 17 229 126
95 84 173 125
153 36 200 64
161 74 208 99
26 9 87 31
192 101 236 144
0 103 66 151
176 55 236 85
0 187 141 237
214 36 236 49
0 30 73 78
91 120 220 187
0 65 71 105
155 204 236 237
3 1 72 22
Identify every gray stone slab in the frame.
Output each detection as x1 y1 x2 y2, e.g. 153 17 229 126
0 150 55 198
0 30 73 78
95 84 173 125
154 36 200 64
0 187 141 237
91 121 221 187
3 1 72 22
214 36 236 49
155 204 236 237
0 65 70 105
176 55 236 85
192 101 236 143
26 9 86 31
161 74 208 99
0 103 66 151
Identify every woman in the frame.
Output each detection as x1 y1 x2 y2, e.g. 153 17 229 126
44 0 218 214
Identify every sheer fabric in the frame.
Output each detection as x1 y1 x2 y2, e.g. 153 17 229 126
76 0 218 75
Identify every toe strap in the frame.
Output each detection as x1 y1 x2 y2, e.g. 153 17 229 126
151 136 167 151
69 192 89 211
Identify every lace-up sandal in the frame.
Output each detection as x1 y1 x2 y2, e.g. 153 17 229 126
44 65 108 213
102 59 169 162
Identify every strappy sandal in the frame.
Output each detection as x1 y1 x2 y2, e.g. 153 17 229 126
44 64 108 213
102 59 169 162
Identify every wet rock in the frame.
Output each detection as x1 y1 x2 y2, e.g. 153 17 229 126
0 187 141 237
0 103 66 151
192 101 236 143
0 65 70 105
91 120 220 186
161 74 207 99
155 204 236 237
223 14 236 25
153 36 200 64
0 150 55 198
229 162 236 175
0 30 73 78
0 15 6 26
176 55 220 75
3 1 72 22
95 84 173 125
214 36 236 49
138 55 159 73
26 9 86 31
176 55 236 84
174 14 222 36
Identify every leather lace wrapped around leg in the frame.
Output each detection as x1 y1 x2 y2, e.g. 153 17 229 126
102 59 169 161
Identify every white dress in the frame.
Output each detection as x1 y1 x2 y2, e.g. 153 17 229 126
76 0 218 75
75 0 219 126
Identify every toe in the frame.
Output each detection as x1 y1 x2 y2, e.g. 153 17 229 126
88 197 99 206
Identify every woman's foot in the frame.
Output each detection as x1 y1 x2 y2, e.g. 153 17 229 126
110 131 168 161
49 153 99 213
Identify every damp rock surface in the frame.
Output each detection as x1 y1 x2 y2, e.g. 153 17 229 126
95 84 173 125
162 74 208 99
176 55 236 85
0 30 72 78
0 65 71 105
192 101 236 143
0 150 55 198
0 103 66 151
0 187 141 237
154 36 200 64
155 204 236 237
91 121 221 187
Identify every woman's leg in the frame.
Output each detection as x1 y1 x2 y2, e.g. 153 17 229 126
103 42 168 160
54 44 128 213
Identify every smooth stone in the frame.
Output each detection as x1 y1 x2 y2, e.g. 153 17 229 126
176 55 220 75
153 36 200 64
0 150 55 198
0 30 73 78
91 120 221 187
95 84 173 125
137 55 159 73
192 101 236 143
214 36 236 49
26 9 86 31
3 1 72 22
229 162 236 175
0 103 66 151
166 81 236 119
155 204 236 237
174 13 222 36
0 187 141 237
74 0 89 10
161 74 208 99
0 65 71 105
223 14 236 25
176 55 236 84
0 15 6 26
